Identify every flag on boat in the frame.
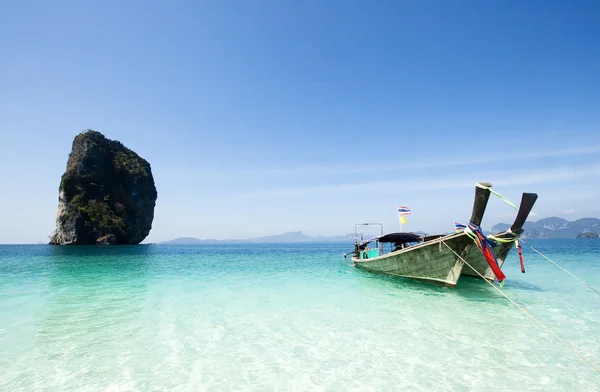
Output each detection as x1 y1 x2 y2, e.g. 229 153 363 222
454 222 466 232
400 216 408 225
397 206 411 215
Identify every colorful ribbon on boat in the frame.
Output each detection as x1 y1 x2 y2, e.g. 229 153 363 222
465 222 506 285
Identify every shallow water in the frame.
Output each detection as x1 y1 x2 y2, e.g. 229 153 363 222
1 240 599 391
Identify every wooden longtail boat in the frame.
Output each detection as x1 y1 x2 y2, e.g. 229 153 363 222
461 192 538 282
347 183 493 286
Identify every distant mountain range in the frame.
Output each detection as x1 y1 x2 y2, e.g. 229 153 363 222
161 231 355 244
492 217 600 239
162 218 600 244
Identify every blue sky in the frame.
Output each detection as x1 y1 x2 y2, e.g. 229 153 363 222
1 0 599 243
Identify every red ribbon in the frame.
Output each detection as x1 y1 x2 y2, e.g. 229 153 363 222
469 223 506 284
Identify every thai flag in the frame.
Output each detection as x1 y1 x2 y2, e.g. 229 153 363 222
397 206 411 215
454 222 466 232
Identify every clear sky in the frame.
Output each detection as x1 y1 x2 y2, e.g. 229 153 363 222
1 0 599 243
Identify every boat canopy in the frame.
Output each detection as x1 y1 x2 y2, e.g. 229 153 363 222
357 232 422 247
376 232 422 245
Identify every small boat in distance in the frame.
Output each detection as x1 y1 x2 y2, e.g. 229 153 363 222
345 183 537 287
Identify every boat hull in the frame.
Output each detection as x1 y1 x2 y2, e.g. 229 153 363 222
351 232 473 286
462 241 516 281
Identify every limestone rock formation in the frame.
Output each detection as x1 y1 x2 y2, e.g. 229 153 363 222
50 130 157 245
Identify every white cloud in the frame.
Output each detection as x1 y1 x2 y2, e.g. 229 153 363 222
192 144 600 179
214 164 600 200
563 209 577 214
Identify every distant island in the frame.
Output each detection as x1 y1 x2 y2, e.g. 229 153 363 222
162 231 355 244
575 232 599 239
492 217 600 239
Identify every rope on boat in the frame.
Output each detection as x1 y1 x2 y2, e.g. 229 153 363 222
441 240 600 373
475 183 598 295
487 230 517 243
519 239 600 297
476 182 518 210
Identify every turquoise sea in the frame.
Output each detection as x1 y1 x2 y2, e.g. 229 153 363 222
1 240 599 391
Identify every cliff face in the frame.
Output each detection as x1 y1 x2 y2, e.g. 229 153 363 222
50 130 157 245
